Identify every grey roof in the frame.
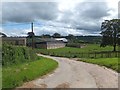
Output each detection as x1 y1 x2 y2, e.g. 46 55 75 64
36 38 67 42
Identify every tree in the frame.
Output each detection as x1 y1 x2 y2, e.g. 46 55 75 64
52 33 61 38
100 19 120 51
27 32 35 38
41 34 51 38
67 34 74 39
0 32 7 37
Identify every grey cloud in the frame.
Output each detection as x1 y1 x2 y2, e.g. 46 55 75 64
76 2 110 20
2 1 115 36
2 2 58 23
57 2 111 34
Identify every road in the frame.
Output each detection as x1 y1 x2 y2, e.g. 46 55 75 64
19 54 118 88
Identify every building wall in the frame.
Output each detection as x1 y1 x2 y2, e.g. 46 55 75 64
47 42 65 49
35 41 66 49
2 37 26 46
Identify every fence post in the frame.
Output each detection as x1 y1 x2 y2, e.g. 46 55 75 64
101 53 103 58
115 52 117 57
88 53 90 58
94 52 96 58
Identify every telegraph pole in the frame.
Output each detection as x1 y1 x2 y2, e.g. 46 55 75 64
31 22 34 49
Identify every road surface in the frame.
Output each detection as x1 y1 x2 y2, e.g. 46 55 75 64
19 54 118 88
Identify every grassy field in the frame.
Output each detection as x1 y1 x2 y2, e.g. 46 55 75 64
2 56 58 88
37 44 113 53
36 44 119 58
80 58 119 72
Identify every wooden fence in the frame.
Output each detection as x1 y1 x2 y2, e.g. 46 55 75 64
43 51 120 58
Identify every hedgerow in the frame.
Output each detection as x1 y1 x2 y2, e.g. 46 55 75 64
2 44 37 66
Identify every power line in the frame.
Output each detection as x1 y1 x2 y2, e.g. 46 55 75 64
1 22 97 31
1 22 31 26
36 23 96 31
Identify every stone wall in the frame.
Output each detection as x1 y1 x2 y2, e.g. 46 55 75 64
2 37 26 46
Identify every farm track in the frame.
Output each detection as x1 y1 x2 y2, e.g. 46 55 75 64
18 54 118 88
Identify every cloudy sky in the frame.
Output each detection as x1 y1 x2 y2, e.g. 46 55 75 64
1 0 119 36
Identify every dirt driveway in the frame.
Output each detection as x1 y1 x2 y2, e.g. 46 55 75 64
19 54 118 88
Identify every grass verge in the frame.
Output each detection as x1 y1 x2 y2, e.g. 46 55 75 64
80 58 119 72
2 56 58 88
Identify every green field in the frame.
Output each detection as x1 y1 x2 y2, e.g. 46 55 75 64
2 56 58 88
36 44 119 58
80 58 119 72
37 44 113 53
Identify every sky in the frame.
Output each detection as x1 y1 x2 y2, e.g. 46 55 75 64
1 0 119 36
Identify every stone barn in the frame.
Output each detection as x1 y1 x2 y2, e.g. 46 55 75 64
2 37 26 46
35 38 67 49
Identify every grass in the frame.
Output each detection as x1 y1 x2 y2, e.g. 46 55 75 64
2 56 58 88
38 44 114 53
36 44 119 58
80 58 119 72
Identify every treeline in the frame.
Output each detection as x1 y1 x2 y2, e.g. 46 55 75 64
31 34 102 44
2 44 37 66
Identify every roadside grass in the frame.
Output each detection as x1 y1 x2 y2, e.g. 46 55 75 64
0 67 2 89
36 44 119 58
80 58 119 72
2 56 58 88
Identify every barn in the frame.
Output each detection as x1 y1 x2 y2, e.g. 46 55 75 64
2 37 26 46
34 38 67 49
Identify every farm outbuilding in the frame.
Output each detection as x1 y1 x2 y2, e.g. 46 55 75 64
2 37 67 49
35 41 66 49
34 38 66 49
2 37 26 46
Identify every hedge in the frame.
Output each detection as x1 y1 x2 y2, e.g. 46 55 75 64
2 44 37 66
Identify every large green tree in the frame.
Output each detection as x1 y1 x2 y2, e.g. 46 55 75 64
52 33 61 38
100 19 120 51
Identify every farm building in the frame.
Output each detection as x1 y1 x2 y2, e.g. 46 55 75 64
27 38 67 49
2 37 67 49
2 37 26 46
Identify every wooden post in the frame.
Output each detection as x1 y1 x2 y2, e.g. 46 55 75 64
31 22 34 49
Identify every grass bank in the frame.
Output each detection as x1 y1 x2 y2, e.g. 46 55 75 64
80 58 119 72
2 56 58 88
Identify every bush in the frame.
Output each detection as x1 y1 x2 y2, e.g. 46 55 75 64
2 44 37 66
